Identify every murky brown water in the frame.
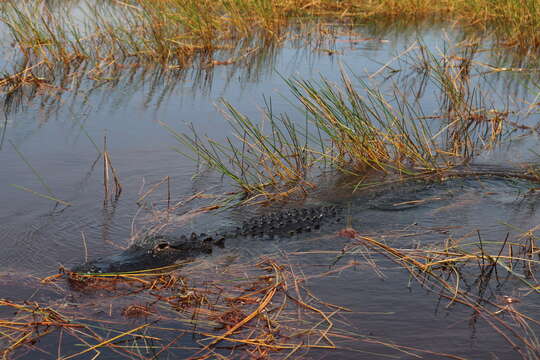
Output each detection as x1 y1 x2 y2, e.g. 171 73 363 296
1 7 540 359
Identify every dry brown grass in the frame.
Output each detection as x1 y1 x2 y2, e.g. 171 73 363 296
3 217 540 359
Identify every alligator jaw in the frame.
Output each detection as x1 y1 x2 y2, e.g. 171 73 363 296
71 247 184 274
72 237 213 274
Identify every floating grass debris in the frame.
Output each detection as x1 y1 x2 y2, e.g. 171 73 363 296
3 199 540 359
337 225 540 359
1 257 366 359
4 244 509 359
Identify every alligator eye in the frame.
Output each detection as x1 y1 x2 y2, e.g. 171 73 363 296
89 265 103 274
154 242 171 251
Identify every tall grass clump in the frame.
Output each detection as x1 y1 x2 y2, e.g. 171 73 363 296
165 98 318 202
393 44 507 160
285 73 438 175
0 0 289 70
288 46 509 172
174 46 511 200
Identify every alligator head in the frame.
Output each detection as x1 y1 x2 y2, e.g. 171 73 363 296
72 234 214 274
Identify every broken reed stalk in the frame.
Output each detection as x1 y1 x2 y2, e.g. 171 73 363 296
81 231 88 263
107 151 123 198
103 135 110 199
167 176 171 210
102 134 122 202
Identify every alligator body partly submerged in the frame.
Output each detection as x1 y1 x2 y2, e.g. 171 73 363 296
72 164 540 274
72 205 342 274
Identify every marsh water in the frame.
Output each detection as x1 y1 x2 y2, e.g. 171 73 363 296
1 16 540 359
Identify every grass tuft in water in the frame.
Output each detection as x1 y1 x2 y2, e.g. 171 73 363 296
174 45 513 201
165 97 317 202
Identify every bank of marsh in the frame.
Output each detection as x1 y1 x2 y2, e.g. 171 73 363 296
1 0 540 91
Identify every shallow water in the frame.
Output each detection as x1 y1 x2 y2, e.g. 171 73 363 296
1 12 540 359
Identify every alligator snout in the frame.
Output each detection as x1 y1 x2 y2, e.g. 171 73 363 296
72 235 214 274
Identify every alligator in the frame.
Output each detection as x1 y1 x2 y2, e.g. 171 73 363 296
72 205 342 274
71 164 540 274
